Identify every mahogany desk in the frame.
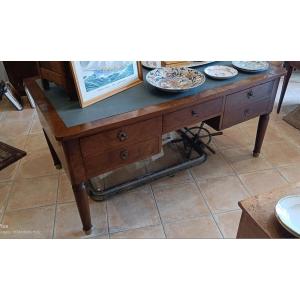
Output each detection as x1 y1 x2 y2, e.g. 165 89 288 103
23 63 285 233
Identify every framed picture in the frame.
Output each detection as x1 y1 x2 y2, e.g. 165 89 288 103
70 61 143 107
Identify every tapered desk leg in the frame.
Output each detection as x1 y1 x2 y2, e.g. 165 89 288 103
72 182 92 233
253 113 270 157
43 129 62 169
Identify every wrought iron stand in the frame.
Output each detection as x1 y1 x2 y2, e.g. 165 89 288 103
87 122 222 201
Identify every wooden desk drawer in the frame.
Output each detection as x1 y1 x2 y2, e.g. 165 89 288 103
80 117 162 157
163 97 223 133
222 99 272 129
84 137 161 177
225 81 274 111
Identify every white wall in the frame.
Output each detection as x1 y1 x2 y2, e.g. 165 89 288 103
0 62 8 81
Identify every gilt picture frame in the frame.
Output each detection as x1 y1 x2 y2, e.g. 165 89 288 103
70 61 143 108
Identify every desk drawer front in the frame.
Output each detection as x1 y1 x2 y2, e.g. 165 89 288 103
225 81 274 111
80 117 162 157
222 99 272 128
163 97 223 133
84 137 161 177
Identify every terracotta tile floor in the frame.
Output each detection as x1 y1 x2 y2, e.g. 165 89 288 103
0 74 300 239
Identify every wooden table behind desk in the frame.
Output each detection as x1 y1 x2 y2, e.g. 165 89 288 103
237 182 300 238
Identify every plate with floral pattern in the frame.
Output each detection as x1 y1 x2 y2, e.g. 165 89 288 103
204 65 238 80
146 67 206 92
232 61 269 73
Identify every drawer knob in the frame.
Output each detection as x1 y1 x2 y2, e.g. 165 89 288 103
191 110 198 117
120 150 129 160
117 131 128 141
247 90 254 98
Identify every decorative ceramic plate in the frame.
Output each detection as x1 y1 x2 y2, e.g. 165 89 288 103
142 61 214 69
275 195 300 237
142 61 161 69
146 67 206 92
204 65 238 80
188 61 215 68
232 61 269 73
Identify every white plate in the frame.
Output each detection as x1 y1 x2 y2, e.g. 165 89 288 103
183 61 215 68
275 195 300 237
232 61 269 73
146 67 205 92
141 61 161 69
204 65 238 80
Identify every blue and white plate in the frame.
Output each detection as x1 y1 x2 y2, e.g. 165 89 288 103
275 195 300 237
204 65 238 80
146 67 206 92
232 61 269 73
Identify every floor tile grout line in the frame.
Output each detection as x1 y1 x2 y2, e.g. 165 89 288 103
220 147 290 198
213 207 242 216
3 172 62 214
7 173 60 183
197 147 252 233
52 171 61 239
0 151 27 222
0 181 15 224
188 169 224 239
272 165 291 185
0 159 21 183
28 112 38 135
160 212 229 227
149 184 167 238
109 223 165 237
4 202 58 214
105 200 110 238
0 132 31 222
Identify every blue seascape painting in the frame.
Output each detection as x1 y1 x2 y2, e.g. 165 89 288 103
80 61 135 92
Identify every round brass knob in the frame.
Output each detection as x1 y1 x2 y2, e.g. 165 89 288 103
117 131 128 141
120 150 129 160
